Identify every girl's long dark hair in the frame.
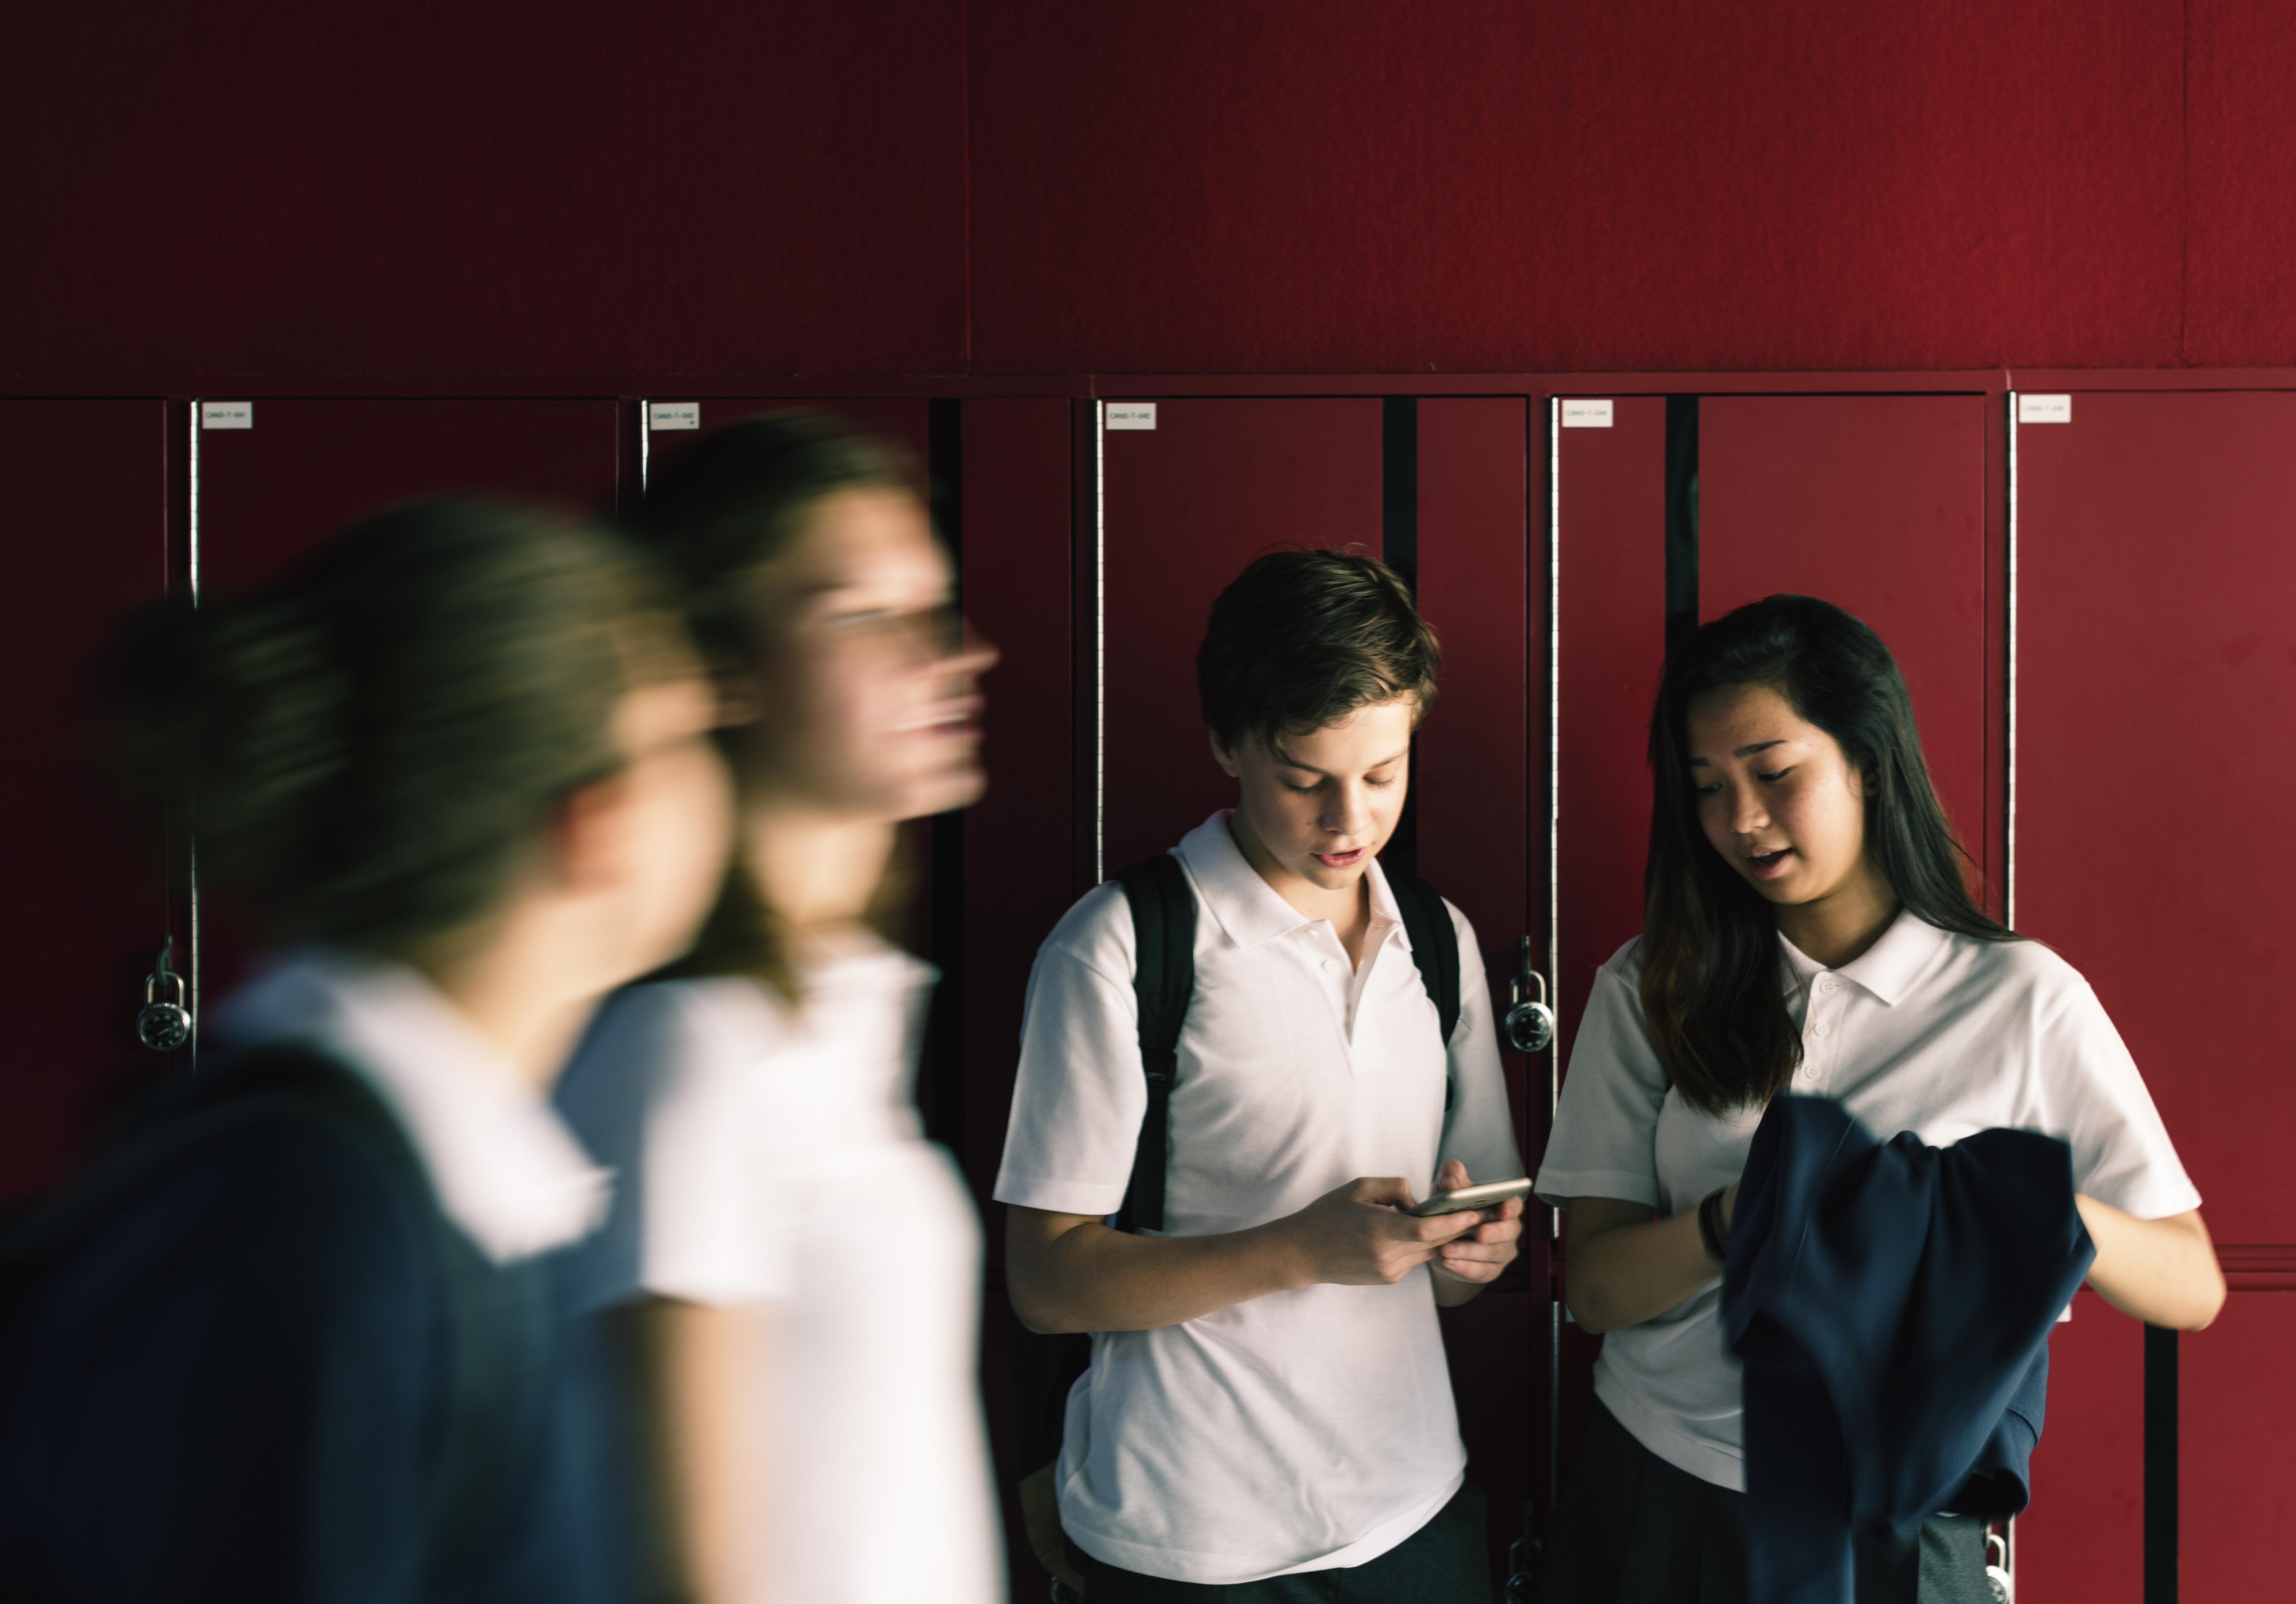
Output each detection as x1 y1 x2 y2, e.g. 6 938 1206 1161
1639 595 2015 1114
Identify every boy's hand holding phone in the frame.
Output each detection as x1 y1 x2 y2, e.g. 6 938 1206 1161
1275 1160 1527 1288
1421 1159 1527 1284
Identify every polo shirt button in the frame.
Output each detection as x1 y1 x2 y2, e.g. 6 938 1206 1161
1321 958 1338 973
1812 1021 1831 1036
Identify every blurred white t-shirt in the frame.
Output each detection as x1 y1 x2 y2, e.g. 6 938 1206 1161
1534 910 2202 1492
555 945 1002 1604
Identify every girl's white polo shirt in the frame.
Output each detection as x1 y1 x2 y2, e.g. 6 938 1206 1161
553 948 1006 1604
994 812 1524 1586
1534 910 2201 1492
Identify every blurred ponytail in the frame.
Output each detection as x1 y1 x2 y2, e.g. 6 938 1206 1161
102 497 675 956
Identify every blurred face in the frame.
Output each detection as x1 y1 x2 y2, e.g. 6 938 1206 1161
736 488 997 822
1685 682 1874 911
595 666 735 981
1213 698 1416 899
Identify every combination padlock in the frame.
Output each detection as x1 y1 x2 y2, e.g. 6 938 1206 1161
1504 937 1556 1055
136 938 192 1053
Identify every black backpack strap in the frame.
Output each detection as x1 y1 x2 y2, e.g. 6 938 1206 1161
1386 871 1463 1109
1112 854 1196 1234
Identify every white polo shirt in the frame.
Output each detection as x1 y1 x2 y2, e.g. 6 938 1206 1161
1533 910 2201 1491
994 812 1523 1585
553 946 1005 1604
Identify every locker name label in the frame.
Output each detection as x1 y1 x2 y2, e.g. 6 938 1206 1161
2018 394 2071 424
201 401 253 430
649 402 701 431
1561 399 1614 428
1106 403 1157 430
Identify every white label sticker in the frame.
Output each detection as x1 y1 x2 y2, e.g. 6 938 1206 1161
648 401 701 431
1106 403 1157 430
2018 394 2072 424
200 401 253 430
1560 399 1614 428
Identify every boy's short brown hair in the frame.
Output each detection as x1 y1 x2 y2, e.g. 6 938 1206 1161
1196 546 1440 752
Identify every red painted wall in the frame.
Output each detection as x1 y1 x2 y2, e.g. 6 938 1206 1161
10 2 2296 381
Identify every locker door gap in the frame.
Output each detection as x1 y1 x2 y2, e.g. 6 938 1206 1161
1382 395 1420 880
1665 395 1699 642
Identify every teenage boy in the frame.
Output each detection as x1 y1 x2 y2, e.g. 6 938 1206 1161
996 548 1524 1603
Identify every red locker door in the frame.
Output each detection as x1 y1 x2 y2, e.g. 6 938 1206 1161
2016 388 2296 1603
1093 394 1538 1581
1547 388 2000 1545
0 399 173 1198
1413 397 1541 1573
190 398 622 1013
2180 1293 2296 1601
954 398 1075 1604
958 399 1075 1195
1549 395 1671 1509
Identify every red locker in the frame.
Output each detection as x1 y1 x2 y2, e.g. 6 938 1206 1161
1552 398 1668 1064
0 400 174 1199
1090 393 1538 1580
2016 1293 2145 1604
1413 397 1540 1556
958 399 1076 1195
2015 387 2296 1601
1547 395 1671 1511
2181 1293 2296 1601
2016 389 2296 1244
1545 388 2002 1561
1415 397 1538 1165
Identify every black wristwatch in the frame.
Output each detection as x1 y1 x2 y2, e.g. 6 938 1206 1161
1697 1186 1732 1265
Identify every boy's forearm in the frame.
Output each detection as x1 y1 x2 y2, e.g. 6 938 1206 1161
1008 1210 1310 1334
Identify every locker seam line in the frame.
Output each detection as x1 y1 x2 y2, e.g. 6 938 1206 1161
1094 400 1106 884
2005 393 2017 931
188 399 202 1063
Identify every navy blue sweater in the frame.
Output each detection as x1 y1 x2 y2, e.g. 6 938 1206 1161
0 1048 639 1604
1722 1095 2094 1604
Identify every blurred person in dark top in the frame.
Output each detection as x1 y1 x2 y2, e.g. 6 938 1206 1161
554 412 1004 1604
0 498 733 1604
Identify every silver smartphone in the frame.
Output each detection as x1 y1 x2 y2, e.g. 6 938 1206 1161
1401 1177 1534 1218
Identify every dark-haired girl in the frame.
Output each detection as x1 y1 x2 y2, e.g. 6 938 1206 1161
0 499 733 1602
553 412 1003 1604
1533 595 2223 1604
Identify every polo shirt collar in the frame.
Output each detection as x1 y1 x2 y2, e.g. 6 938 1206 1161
1777 906 1949 1006
215 947 611 1263
1172 811 1405 949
